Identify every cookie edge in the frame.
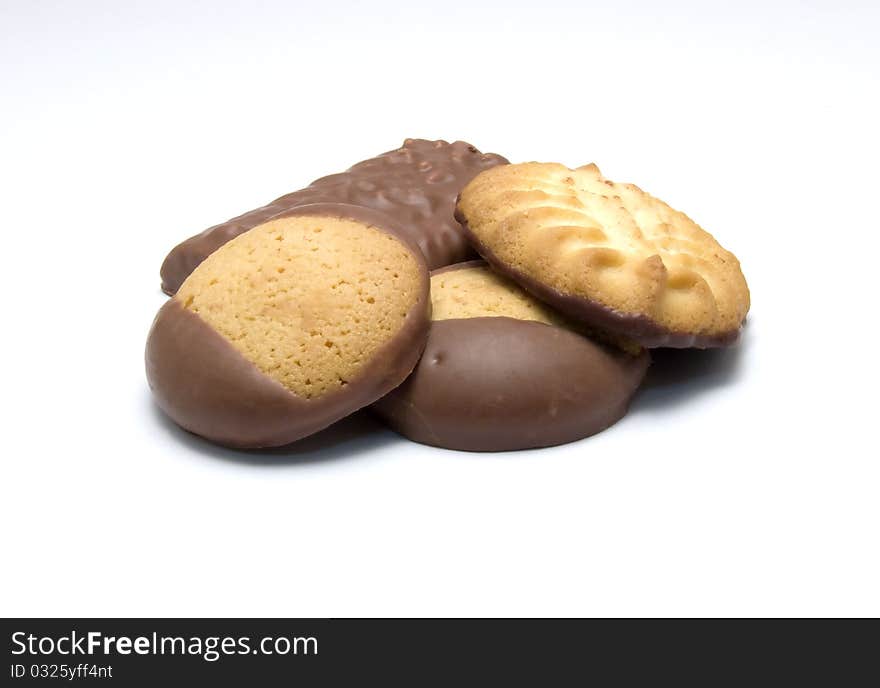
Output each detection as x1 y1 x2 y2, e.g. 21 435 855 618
454 203 742 348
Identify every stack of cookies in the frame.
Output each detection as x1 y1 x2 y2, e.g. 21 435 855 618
146 139 750 452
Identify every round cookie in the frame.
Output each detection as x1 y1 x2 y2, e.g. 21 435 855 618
372 262 649 452
146 204 430 448
455 162 750 348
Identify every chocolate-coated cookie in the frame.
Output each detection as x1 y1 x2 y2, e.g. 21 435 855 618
160 138 508 294
147 204 430 448
373 262 649 451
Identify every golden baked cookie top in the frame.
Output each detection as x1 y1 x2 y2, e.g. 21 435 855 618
456 162 750 347
430 262 568 326
429 261 642 354
176 213 426 400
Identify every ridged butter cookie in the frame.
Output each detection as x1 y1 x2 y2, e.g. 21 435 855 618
372 262 649 452
160 139 508 294
146 204 430 448
456 162 750 347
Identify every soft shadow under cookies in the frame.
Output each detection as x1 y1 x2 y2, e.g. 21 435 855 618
632 326 751 413
149 396 395 466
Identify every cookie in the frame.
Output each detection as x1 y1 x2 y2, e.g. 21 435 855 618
372 262 649 452
455 162 750 347
160 138 508 294
146 204 430 448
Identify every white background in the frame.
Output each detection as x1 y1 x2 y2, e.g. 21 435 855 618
2 0 878 617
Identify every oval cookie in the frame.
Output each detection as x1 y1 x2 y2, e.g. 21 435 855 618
372 262 649 451
160 139 508 295
146 204 430 448
455 162 750 347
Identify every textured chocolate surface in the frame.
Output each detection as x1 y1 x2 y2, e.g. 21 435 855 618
455 208 741 348
146 207 431 449
373 317 649 452
160 138 508 295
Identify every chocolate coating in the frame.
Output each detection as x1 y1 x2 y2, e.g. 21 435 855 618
160 138 508 295
373 317 650 452
146 206 431 449
455 208 741 348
